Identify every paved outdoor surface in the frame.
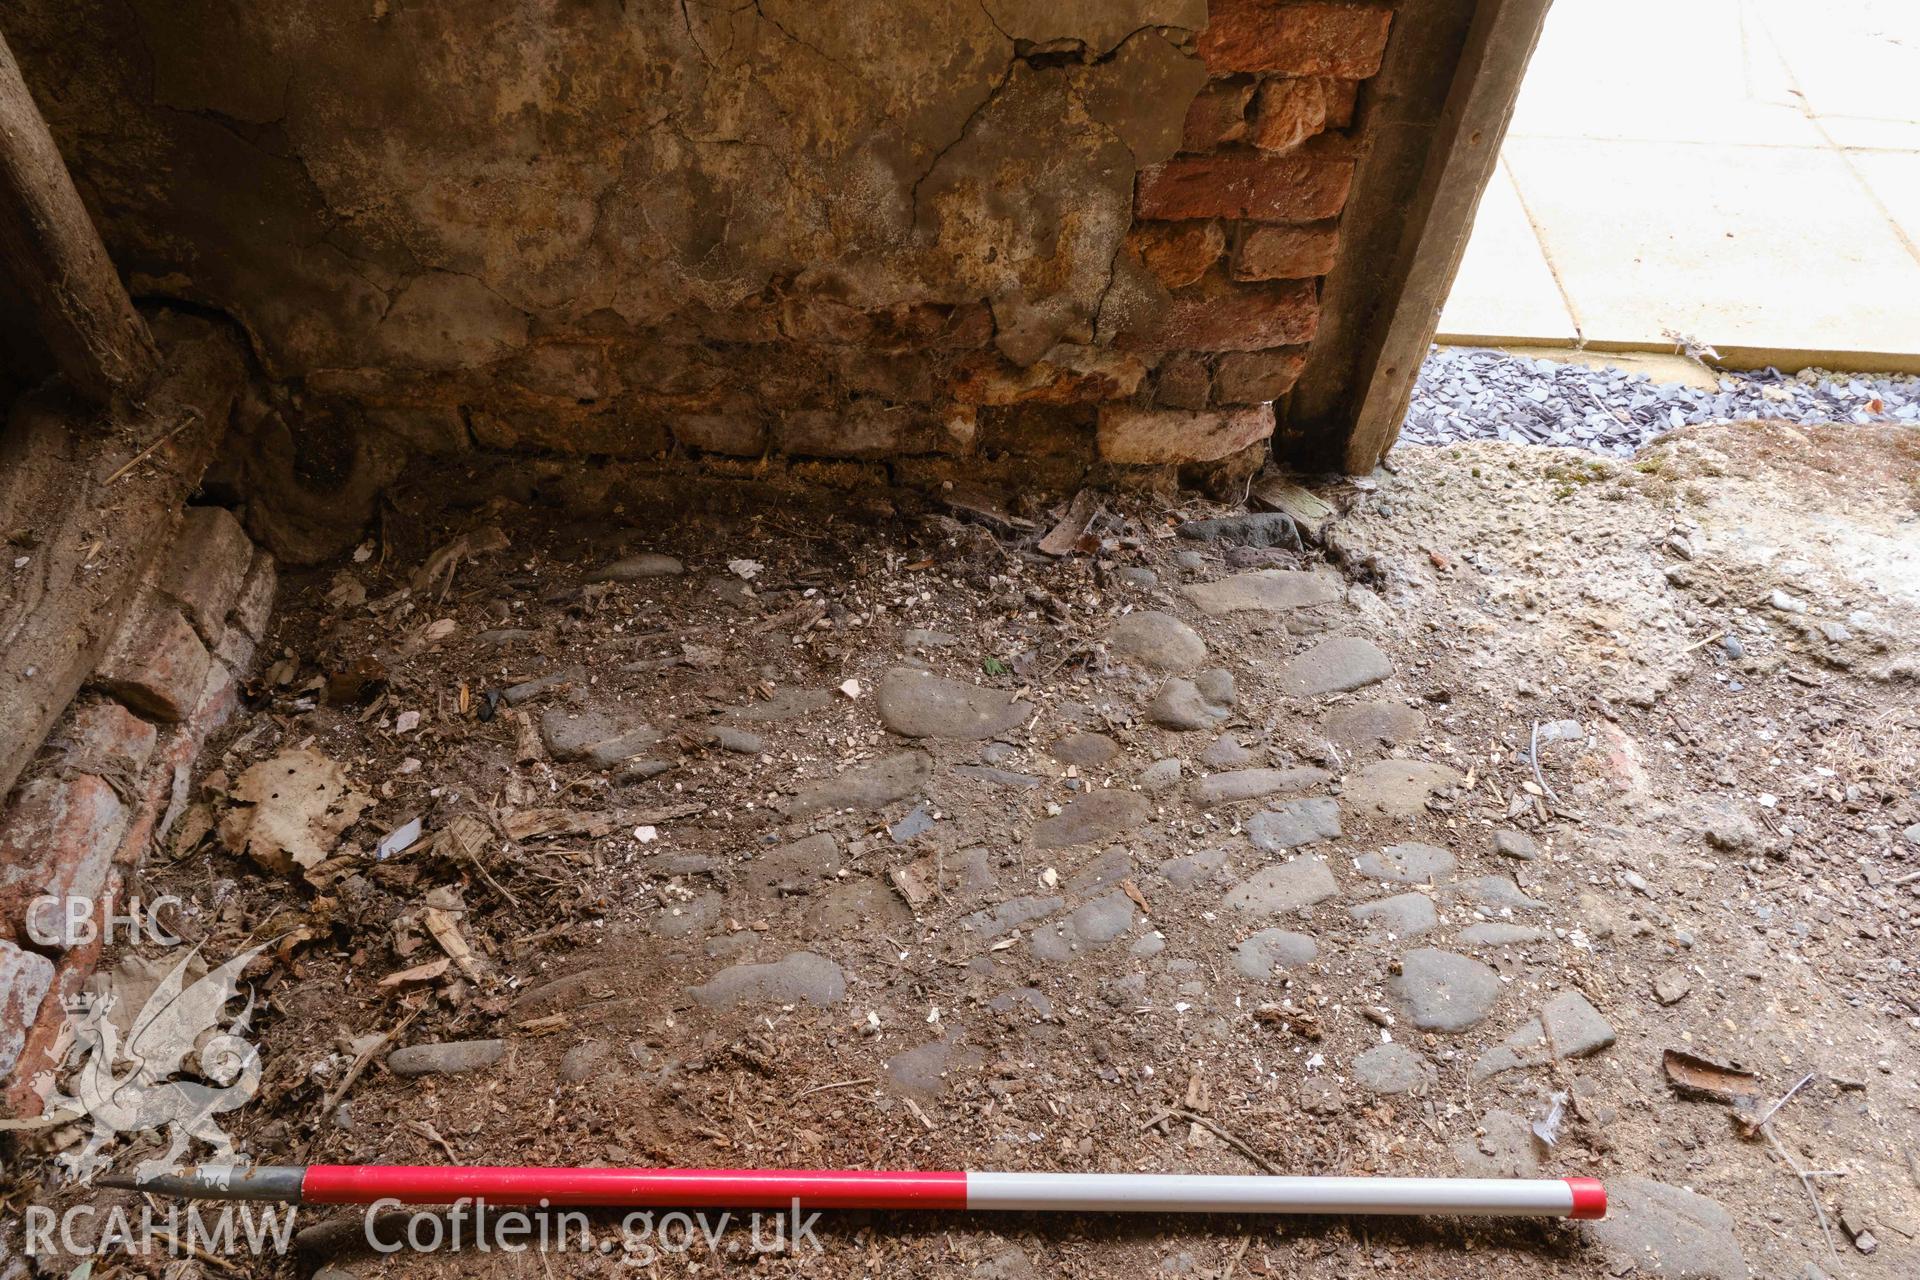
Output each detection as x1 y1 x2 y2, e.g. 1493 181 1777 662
1440 0 1920 369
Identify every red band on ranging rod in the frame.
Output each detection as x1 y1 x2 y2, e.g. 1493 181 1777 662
1564 1177 1608 1220
301 1165 968 1211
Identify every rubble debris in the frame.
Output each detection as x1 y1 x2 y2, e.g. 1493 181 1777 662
387 1040 506 1077
375 816 422 861
1036 489 1100 557
1663 1049 1762 1104
1176 512 1302 550
218 749 372 876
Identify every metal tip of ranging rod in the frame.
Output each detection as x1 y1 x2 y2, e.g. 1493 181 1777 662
92 1165 309 1203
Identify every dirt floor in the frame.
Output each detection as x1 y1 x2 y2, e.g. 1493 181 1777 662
9 419 1920 1278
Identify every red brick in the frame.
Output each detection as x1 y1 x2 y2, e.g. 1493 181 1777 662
1250 77 1329 153
678 296 787 344
1117 274 1319 353
1234 222 1341 280
924 303 998 352
155 506 253 646
0 774 128 948
1098 404 1275 464
742 351 839 408
190 659 244 739
1127 220 1227 291
0 938 55 1081
1181 79 1255 151
1137 149 1352 222
93 599 212 723
1214 348 1308 403
59 699 158 776
1199 1 1394 77
4 919 103 1118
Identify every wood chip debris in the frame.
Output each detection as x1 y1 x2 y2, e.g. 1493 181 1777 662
422 907 485 982
502 809 615 841
630 803 705 824
888 862 934 910
1037 489 1100 557
378 957 450 989
510 709 545 764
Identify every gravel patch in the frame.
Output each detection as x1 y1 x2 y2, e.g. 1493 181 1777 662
1402 346 1920 455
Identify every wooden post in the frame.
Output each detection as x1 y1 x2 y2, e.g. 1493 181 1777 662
1284 0 1553 474
0 29 157 402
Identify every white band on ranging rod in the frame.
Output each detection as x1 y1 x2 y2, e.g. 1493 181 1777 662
966 1173 1603 1217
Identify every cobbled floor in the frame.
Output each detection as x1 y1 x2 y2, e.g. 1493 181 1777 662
16 423 1920 1280
1403 346 1920 455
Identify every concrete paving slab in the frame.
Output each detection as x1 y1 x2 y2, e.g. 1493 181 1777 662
1752 0 1920 151
1437 163 1575 345
1502 135 1920 359
1446 0 1920 368
1849 152 1920 253
1507 0 1818 149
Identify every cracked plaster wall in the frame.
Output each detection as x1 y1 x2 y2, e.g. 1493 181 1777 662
7 1 1391 495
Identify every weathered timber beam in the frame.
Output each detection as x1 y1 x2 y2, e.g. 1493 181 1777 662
1284 0 1553 474
0 28 158 402
0 315 241 799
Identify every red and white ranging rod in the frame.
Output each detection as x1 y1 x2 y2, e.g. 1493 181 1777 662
112 1165 1608 1219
